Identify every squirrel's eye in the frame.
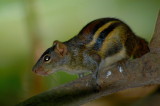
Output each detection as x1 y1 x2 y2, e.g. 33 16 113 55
44 55 51 62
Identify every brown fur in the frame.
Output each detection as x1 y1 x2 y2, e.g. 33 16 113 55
33 18 149 76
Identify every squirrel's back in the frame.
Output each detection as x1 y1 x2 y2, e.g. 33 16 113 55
66 18 149 60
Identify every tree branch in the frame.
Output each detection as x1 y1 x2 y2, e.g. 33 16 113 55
150 11 160 52
17 11 160 106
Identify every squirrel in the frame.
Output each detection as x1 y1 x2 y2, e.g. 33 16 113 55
32 18 149 78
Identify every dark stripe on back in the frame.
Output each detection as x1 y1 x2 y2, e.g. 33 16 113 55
93 22 121 50
79 18 119 36
90 18 117 35
105 41 123 57
77 18 120 45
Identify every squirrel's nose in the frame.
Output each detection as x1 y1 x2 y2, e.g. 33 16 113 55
32 65 37 73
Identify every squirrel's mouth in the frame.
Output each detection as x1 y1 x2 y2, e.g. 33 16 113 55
32 66 51 76
36 71 50 76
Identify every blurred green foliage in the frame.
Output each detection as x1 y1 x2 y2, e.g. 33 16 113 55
0 0 159 105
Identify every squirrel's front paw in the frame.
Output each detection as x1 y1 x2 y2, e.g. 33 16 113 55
91 74 101 92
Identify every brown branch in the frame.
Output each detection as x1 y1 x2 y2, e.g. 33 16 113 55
150 11 160 52
17 11 160 106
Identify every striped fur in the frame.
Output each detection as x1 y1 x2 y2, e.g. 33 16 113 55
77 18 127 58
33 18 149 77
65 18 149 66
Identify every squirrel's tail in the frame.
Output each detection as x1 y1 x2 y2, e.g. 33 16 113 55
133 36 150 58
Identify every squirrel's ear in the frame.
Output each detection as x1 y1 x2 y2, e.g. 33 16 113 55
53 40 68 56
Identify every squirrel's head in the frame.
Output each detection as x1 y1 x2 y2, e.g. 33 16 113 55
32 40 68 76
